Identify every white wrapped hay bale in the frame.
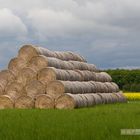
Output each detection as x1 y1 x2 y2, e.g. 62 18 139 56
15 95 34 109
35 94 54 109
18 44 86 62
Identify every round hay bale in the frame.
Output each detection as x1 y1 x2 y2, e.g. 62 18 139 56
100 93 118 104
86 63 97 71
17 67 37 86
55 93 76 109
55 51 64 60
38 67 56 85
79 94 88 107
100 72 112 82
0 85 4 95
18 44 40 62
63 52 73 61
90 81 97 92
38 67 83 86
111 82 119 92
104 82 114 93
105 93 113 103
83 94 96 107
96 93 106 104
0 79 7 91
101 83 109 93
29 55 75 71
92 94 102 105
95 73 100 82
26 80 46 98
28 55 48 71
112 93 120 102
97 82 105 93
0 70 15 93
47 81 99 99
8 57 27 77
73 94 85 108
0 95 14 109
0 69 15 82
96 73 111 82
5 82 25 100
29 55 96 71
110 93 119 103
69 61 97 71
18 44 87 62
107 82 117 92
90 82 97 93
94 82 102 93
15 95 34 109
66 70 82 81
75 70 96 81
66 51 86 62
35 94 54 109
47 81 65 98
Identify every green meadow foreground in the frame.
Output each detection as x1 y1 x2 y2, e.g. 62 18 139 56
0 102 140 140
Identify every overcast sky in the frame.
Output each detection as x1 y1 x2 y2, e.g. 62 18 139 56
0 0 139 70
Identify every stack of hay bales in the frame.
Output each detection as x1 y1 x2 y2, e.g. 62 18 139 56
0 44 127 109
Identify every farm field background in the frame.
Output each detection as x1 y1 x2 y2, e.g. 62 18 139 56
0 100 140 140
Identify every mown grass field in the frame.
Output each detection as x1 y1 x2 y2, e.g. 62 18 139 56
0 101 140 140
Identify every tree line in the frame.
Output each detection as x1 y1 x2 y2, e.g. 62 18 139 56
105 69 140 92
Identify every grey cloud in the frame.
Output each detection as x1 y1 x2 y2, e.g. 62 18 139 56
0 8 27 37
0 0 140 70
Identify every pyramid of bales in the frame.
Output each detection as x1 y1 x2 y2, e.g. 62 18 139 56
0 44 127 109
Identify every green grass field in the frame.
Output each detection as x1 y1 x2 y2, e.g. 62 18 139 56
0 102 140 140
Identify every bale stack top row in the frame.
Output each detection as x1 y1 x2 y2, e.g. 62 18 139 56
0 44 127 109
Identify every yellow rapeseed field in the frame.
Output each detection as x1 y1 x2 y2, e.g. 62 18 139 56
124 93 140 101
